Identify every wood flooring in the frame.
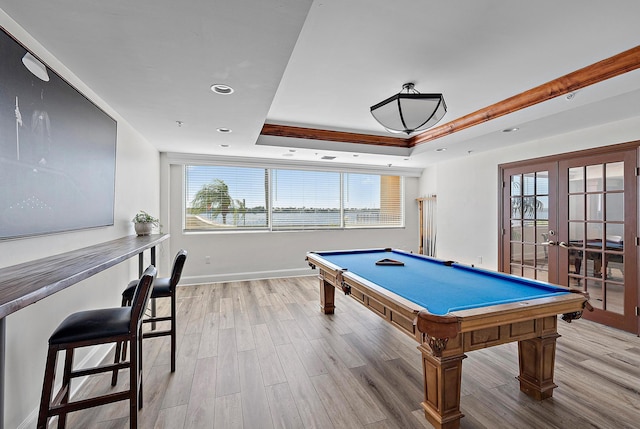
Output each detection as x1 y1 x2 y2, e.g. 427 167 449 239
54 276 640 429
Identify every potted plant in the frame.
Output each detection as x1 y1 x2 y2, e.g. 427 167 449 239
132 210 160 236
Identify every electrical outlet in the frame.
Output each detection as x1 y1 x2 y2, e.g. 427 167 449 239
205 256 211 264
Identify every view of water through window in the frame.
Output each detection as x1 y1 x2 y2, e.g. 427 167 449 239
184 165 403 230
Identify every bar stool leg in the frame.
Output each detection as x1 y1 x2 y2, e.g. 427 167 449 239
37 347 58 429
170 293 177 372
57 348 74 429
129 338 138 429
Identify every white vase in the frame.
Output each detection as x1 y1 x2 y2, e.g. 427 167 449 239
134 222 153 236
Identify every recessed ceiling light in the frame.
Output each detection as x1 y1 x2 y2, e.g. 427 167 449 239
502 127 519 133
435 148 447 152
211 84 234 95
217 127 232 133
289 149 296 152
176 120 184 127
220 144 229 148
321 156 336 160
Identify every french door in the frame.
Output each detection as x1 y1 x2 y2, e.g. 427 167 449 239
501 147 638 333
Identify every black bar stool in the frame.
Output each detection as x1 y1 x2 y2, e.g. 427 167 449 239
112 249 187 384
37 265 157 429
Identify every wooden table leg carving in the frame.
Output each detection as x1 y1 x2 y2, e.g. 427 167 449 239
418 343 466 429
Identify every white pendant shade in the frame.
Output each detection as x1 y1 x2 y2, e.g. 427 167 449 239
370 83 446 135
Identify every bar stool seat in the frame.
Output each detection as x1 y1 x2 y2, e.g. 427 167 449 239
37 266 157 429
49 308 132 344
122 276 171 301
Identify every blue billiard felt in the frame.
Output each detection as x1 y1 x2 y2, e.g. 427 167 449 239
316 249 570 315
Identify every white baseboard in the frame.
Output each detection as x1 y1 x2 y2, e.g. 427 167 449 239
180 267 315 285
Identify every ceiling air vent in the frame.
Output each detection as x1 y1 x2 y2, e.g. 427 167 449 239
321 156 336 160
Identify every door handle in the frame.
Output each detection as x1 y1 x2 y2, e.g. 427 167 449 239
557 241 569 248
542 241 556 246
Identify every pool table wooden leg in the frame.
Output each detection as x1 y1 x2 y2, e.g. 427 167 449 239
319 276 335 314
516 316 560 400
418 344 466 429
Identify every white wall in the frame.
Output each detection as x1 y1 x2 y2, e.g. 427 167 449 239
419 116 640 270
165 163 420 284
0 12 163 429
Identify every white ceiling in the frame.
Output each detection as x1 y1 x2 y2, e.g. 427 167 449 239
1 0 639 169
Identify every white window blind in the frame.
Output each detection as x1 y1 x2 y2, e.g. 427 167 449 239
185 165 268 230
271 169 341 229
344 173 403 227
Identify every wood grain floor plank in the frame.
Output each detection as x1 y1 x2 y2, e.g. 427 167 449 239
214 393 243 429
238 349 274 429
343 331 423 398
311 373 364 429
265 319 292 346
308 337 387 425
234 310 256 352
253 323 287 386
219 297 235 329
198 311 220 359
154 404 187 429
318 330 366 369
274 342 335 429
184 356 217 429
216 328 240 397
349 364 431 429
138 363 173 429
265 382 304 429
279 318 327 377
161 332 200 408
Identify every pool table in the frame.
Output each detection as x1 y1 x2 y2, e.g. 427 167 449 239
306 248 590 429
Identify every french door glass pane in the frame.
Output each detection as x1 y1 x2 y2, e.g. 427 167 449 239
586 194 603 221
605 162 624 191
586 223 603 242
569 195 584 220
606 224 624 240
606 193 624 221
511 197 522 219
586 280 603 309
606 281 624 314
586 164 604 192
569 167 584 193
511 175 522 196
536 196 549 220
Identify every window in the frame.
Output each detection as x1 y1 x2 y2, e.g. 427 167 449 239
344 173 403 227
272 169 341 229
185 165 268 229
184 165 404 231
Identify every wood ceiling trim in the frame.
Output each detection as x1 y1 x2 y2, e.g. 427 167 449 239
261 45 640 149
260 124 409 148
408 45 640 147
